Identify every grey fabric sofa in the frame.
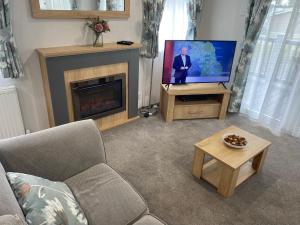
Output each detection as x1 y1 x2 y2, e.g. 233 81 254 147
0 120 166 225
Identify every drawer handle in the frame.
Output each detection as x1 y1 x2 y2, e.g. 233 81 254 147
188 111 204 114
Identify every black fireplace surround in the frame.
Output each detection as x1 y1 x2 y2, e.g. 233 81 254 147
71 74 126 120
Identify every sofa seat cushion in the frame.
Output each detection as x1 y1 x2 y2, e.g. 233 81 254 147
65 164 148 225
133 215 166 225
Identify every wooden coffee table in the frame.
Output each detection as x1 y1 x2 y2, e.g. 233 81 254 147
192 126 271 197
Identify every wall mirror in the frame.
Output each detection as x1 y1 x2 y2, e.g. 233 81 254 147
31 0 130 19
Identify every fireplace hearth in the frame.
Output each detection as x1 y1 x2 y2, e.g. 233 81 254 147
71 74 126 120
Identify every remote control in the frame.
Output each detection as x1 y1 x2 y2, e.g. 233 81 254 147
117 41 134 45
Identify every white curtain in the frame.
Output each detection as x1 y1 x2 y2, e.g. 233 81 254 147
39 0 73 10
159 0 189 51
143 0 189 105
241 0 300 137
98 0 124 11
98 0 107 10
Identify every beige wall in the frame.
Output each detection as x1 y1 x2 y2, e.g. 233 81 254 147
0 0 248 132
0 0 143 132
198 0 248 85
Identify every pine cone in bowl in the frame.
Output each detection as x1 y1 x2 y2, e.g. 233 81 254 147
224 134 248 148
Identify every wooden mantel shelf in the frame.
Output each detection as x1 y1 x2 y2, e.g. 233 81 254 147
37 43 142 58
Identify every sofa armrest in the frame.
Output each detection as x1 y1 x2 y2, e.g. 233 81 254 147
0 120 106 181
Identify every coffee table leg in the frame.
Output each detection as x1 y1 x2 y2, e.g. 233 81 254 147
252 148 268 173
217 165 240 197
192 148 205 179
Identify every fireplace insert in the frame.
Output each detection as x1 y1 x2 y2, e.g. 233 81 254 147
71 74 126 120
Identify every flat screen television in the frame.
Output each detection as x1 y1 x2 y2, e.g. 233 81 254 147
162 40 237 85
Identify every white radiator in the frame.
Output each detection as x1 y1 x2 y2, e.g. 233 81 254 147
0 86 25 139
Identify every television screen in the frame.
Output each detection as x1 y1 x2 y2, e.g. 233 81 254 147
162 40 237 85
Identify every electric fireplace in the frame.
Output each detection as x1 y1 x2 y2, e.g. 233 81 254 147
71 74 126 121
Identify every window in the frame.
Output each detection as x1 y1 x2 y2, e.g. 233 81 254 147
241 0 300 137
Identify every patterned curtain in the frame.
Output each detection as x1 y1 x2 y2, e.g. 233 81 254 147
0 0 24 79
228 0 272 112
186 0 205 40
106 0 113 11
140 0 166 59
72 0 78 9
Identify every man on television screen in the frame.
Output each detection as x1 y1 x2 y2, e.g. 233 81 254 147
172 47 192 84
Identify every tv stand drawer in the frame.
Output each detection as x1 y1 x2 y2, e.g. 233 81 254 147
173 100 221 120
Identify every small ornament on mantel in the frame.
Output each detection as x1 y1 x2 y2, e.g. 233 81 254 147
86 17 110 47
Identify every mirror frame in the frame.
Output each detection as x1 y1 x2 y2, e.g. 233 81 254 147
31 0 130 19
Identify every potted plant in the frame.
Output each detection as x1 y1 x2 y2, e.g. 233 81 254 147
86 17 110 47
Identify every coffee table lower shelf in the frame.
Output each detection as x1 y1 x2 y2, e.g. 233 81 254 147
201 160 256 188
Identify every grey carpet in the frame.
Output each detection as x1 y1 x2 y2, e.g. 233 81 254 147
102 114 300 225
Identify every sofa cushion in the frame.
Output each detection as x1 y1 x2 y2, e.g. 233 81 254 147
0 215 27 225
0 164 25 219
0 120 106 182
65 164 148 225
7 172 88 225
133 215 166 225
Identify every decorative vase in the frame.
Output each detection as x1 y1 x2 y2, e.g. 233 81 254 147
93 33 103 47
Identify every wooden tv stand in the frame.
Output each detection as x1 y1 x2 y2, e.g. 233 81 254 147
160 83 231 122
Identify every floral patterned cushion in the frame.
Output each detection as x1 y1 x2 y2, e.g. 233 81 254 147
6 173 88 225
